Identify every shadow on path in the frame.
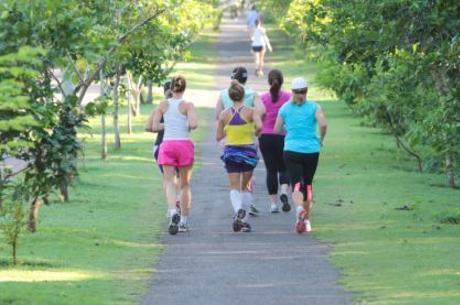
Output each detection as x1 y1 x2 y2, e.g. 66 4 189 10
142 15 351 305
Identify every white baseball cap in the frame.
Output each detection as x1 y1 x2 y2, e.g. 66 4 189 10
291 77 308 90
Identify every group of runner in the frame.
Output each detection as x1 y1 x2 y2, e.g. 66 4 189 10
147 67 328 236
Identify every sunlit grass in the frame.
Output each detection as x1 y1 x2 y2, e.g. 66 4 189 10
0 270 107 282
0 29 217 305
262 21 460 305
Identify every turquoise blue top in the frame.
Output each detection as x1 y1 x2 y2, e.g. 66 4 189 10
279 100 320 153
220 85 255 109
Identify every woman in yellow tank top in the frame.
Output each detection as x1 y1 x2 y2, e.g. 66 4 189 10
216 81 262 232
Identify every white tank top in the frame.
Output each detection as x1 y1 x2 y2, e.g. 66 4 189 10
252 28 265 47
163 97 189 140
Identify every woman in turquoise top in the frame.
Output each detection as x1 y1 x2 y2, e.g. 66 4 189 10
274 77 328 234
215 66 265 119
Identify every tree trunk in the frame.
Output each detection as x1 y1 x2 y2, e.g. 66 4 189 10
27 197 41 233
395 136 423 173
146 79 153 104
446 153 456 188
127 90 133 135
60 180 69 202
12 240 17 265
0 169 4 209
113 67 121 149
385 108 423 172
101 114 107 159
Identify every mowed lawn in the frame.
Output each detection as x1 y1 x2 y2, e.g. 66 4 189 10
0 32 216 305
266 24 460 305
0 19 459 305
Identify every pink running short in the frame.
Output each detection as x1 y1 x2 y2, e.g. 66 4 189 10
158 140 194 167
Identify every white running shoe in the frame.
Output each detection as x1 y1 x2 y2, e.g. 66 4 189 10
270 203 280 213
178 222 189 233
305 219 312 232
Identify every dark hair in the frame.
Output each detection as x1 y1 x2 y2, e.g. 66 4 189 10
255 19 260 27
163 80 172 93
228 80 245 102
163 80 173 98
231 66 248 84
268 69 283 103
171 75 186 93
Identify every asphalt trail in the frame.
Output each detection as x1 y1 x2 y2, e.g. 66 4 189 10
142 15 351 305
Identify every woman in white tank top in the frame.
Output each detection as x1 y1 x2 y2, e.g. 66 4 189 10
251 19 272 77
151 75 198 234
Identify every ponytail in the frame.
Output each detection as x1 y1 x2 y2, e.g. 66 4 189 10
268 69 283 103
171 75 186 93
228 80 245 102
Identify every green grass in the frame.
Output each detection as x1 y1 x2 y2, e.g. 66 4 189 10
265 21 460 305
0 31 216 305
171 30 219 90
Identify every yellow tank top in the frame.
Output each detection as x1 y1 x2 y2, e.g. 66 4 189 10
224 107 254 145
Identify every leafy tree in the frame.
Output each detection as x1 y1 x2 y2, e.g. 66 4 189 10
264 0 460 187
0 47 48 208
0 184 26 266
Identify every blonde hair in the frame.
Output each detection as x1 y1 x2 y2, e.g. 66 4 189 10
228 80 245 102
171 75 186 93
292 89 308 105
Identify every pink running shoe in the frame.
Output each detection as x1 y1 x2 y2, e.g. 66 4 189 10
295 209 307 234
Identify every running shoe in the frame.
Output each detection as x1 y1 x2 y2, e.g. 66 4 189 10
280 194 291 212
305 219 312 232
232 208 246 232
168 213 180 235
295 209 307 234
270 203 280 213
249 204 259 217
241 222 252 232
178 223 189 233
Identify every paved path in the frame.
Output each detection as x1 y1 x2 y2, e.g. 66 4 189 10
142 15 351 305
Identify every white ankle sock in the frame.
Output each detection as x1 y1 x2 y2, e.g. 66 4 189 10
169 208 178 217
180 216 188 224
241 192 253 221
241 192 252 210
280 184 289 195
230 189 242 213
296 206 304 216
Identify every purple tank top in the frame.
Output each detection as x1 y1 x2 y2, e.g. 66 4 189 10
260 90 292 134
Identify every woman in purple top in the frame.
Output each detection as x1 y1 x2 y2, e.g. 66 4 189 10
259 69 292 213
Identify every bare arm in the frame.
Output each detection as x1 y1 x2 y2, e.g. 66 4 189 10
252 108 263 136
263 28 272 52
274 115 285 134
152 101 167 132
187 102 198 130
215 94 224 120
145 109 156 133
216 112 226 141
316 107 328 146
253 92 266 117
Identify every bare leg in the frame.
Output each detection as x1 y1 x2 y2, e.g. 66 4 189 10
163 166 179 211
259 48 266 75
179 165 193 217
253 52 260 75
